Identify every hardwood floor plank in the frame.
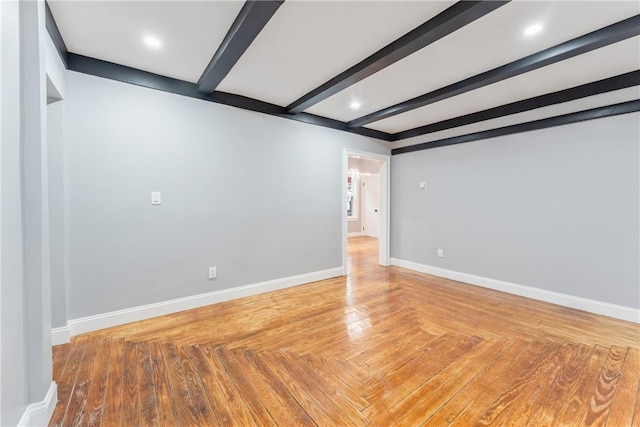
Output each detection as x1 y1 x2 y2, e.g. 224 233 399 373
257 351 338 425
364 334 484 419
215 347 278 426
607 347 640 426
320 354 370 387
425 338 535 426
51 341 87 427
475 341 564 425
525 343 595 426
199 344 258 426
100 339 124 427
241 349 317 426
137 341 160 427
287 351 371 423
186 344 231 425
49 237 640 427
159 342 209 426
381 337 509 426
121 340 140 427
64 339 99 427
82 340 111 427
301 354 370 411
149 341 180 426
581 345 628 426
552 345 610 425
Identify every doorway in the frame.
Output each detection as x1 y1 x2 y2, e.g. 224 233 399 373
343 149 390 274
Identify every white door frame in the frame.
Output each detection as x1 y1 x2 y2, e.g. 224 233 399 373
343 149 391 273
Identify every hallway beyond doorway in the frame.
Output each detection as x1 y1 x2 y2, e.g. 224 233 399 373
347 236 378 274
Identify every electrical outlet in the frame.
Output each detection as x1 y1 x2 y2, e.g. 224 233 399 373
437 248 444 258
208 266 217 279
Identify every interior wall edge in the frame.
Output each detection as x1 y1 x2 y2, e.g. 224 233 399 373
16 382 57 427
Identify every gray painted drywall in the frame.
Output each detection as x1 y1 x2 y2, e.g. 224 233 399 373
65 71 389 319
48 100 68 329
391 112 640 309
1 0 52 424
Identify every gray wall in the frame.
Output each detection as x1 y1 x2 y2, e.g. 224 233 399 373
48 100 68 328
64 71 389 320
391 113 640 308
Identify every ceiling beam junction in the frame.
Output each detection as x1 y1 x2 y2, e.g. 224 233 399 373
392 99 640 154
197 0 284 94
349 14 640 129
286 0 509 114
393 70 640 140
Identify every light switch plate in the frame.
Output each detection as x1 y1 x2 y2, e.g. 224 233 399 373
151 191 161 205
419 181 427 190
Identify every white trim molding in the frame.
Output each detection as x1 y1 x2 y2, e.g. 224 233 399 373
18 382 57 427
51 326 70 346
63 267 343 338
390 258 640 324
347 232 364 237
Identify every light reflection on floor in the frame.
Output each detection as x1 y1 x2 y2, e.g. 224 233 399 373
345 236 379 340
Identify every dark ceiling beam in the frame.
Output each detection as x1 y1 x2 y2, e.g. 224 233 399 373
45 1 68 68
350 14 640 129
67 53 394 141
286 1 509 114
393 70 640 140
197 0 284 94
392 99 640 155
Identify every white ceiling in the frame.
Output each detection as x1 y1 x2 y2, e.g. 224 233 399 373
367 36 640 132
48 0 640 148
216 1 455 106
48 1 244 82
307 0 640 122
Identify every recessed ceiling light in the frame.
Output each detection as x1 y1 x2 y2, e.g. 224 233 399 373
143 35 162 49
523 23 543 37
349 101 362 110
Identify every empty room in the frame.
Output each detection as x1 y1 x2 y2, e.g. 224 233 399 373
1 0 639 425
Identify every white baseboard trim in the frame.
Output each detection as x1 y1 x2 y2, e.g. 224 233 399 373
51 326 71 346
65 267 344 337
347 232 363 237
17 382 57 427
390 258 640 324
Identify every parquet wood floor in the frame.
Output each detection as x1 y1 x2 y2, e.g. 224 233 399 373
50 237 640 426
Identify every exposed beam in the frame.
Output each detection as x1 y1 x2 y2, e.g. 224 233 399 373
67 54 394 142
286 1 509 114
392 100 640 155
45 1 68 67
350 14 640 129
393 70 640 140
197 0 284 94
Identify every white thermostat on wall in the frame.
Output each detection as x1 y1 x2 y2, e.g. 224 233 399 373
151 191 162 205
